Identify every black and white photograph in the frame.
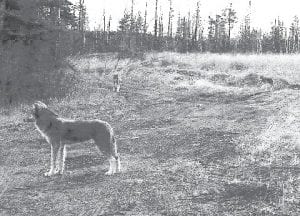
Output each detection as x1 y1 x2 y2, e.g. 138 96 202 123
1 0 300 215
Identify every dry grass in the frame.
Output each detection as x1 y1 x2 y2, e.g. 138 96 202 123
1 52 300 215
151 52 300 83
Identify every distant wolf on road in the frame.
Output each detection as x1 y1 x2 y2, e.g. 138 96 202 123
113 74 121 92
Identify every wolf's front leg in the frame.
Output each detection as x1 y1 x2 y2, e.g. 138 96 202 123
45 141 60 177
56 144 67 175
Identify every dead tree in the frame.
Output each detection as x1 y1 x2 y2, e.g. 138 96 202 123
143 1 148 35
154 0 158 38
193 1 200 42
167 0 173 37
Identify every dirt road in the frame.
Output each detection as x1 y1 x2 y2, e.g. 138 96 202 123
1 53 300 215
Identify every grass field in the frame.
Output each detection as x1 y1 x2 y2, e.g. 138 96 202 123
1 52 300 215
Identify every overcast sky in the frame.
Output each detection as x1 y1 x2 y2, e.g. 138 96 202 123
74 0 300 33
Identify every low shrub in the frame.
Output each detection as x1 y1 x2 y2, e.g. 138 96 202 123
229 62 249 71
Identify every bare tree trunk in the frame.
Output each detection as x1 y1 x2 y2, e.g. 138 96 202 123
129 0 135 50
78 0 86 49
228 3 232 49
107 15 111 46
103 9 106 45
187 11 191 39
78 0 82 31
154 0 158 38
193 1 200 42
130 0 134 31
144 1 147 35
167 0 173 37
159 8 163 38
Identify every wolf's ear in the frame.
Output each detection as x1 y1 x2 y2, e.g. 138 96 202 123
33 102 39 111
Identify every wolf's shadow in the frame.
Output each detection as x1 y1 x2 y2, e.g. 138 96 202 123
66 154 107 171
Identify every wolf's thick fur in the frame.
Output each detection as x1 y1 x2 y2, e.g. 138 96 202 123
32 101 121 176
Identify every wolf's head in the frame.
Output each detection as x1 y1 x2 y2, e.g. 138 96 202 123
32 101 58 120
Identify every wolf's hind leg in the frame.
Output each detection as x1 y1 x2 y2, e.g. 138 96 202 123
105 156 116 175
115 154 121 173
111 136 121 173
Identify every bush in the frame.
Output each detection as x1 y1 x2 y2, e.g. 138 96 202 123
201 62 216 71
229 62 249 71
160 59 173 67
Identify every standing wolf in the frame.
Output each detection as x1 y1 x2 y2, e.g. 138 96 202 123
113 74 121 92
32 101 121 176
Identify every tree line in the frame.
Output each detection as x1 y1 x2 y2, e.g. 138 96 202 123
1 0 300 105
1 0 300 54
92 0 300 54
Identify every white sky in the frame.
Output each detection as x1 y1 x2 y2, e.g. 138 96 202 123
74 0 300 34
